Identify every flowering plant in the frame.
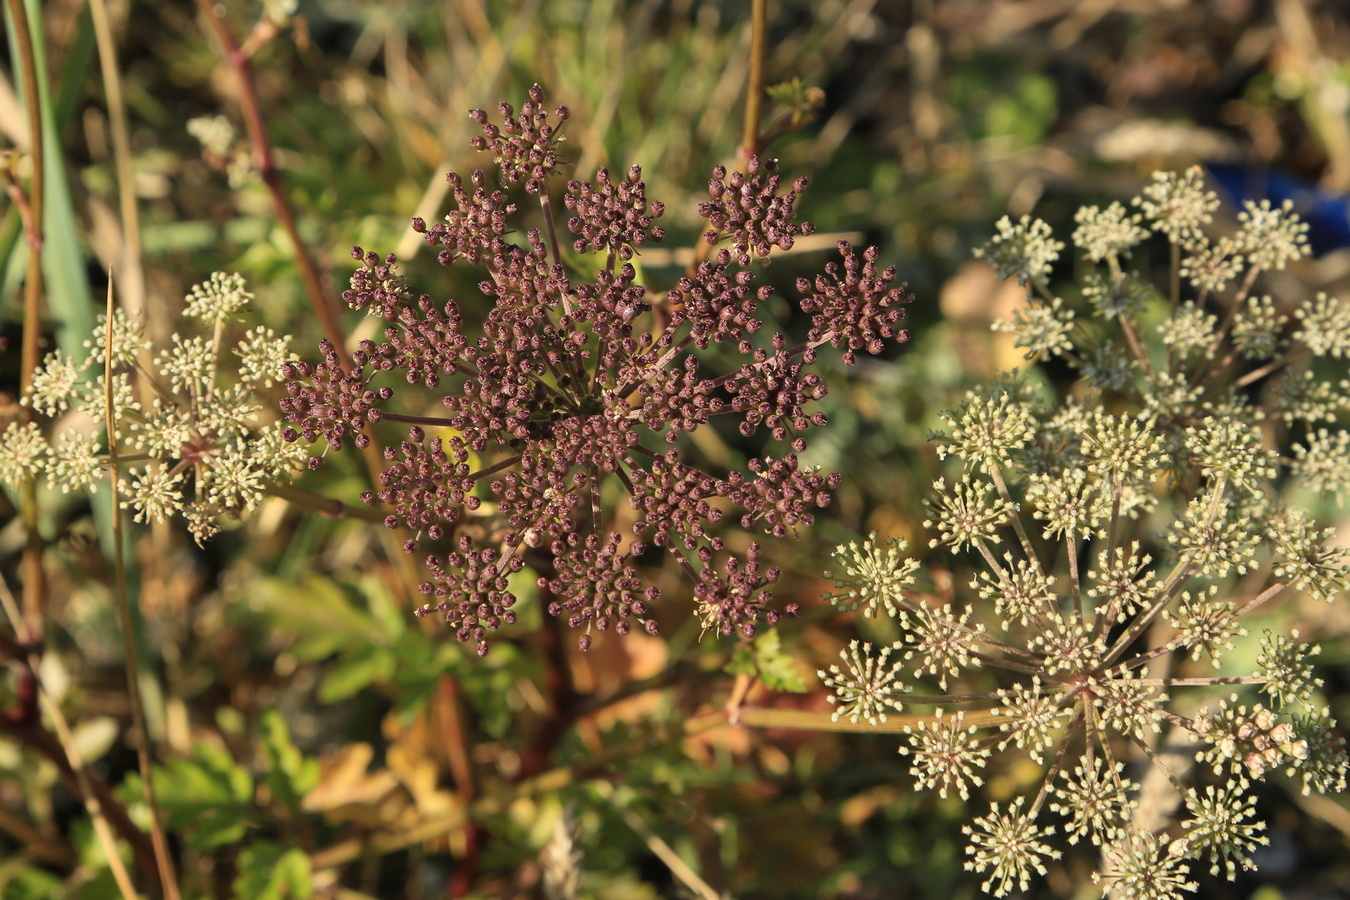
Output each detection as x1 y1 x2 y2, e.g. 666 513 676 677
1 273 303 542
819 169 1350 897
281 86 910 655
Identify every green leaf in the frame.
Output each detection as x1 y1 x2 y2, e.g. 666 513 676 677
4 0 95 361
753 631 809 693
123 742 254 851
233 841 313 900
1 0 89 334
259 710 320 813
362 573 407 639
389 632 459 716
984 73 1057 147
319 644 396 702
69 871 124 900
251 575 381 659
456 646 523 739
0 865 63 900
726 642 757 678
725 631 808 693
52 4 95 128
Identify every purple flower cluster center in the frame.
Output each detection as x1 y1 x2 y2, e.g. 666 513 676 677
281 86 911 655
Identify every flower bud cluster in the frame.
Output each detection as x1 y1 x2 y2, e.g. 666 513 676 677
819 168 1348 896
1193 698 1310 780
281 86 911 655
469 83 569 195
564 165 665 260
700 157 814 265
2 274 304 543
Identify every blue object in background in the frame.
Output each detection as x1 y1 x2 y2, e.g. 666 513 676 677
1207 162 1350 256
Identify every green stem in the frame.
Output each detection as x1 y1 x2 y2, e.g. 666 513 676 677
1119 314 1155 379
1200 264 1262 365
1102 475 1228 667
734 705 1007 733
989 462 1040 566
103 281 181 900
1234 582 1285 618
1232 346 1305 389
1027 706 1083 819
265 483 387 522
740 0 768 158
88 0 146 316
1120 675 1266 686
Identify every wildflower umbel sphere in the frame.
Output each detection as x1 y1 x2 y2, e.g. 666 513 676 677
1 273 304 542
280 86 910 656
821 168 1349 897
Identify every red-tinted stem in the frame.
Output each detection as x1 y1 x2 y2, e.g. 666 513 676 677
193 0 346 360
7 0 49 651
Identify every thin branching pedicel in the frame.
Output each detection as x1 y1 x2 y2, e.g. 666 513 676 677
280 85 911 656
821 167 1349 897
